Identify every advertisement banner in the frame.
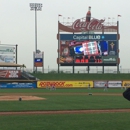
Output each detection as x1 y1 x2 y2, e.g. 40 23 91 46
0 83 36 88
122 81 130 88
94 81 107 88
0 46 15 54
34 62 43 67
0 70 21 78
60 34 117 41
34 52 43 58
37 81 93 88
34 52 43 67
108 41 117 56
108 81 122 88
0 55 15 63
102 56 117 63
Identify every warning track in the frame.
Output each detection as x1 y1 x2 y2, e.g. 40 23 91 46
0 109 130 115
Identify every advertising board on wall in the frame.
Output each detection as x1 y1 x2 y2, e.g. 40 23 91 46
94 81 107 88
0 83 36 88
0 46 16 63
108 81 122 88
0 70 21 78
122 81 130 88
102 56 117 63
0 55 15 63
37 81 93 88
60 34 117 41
0 46 15 55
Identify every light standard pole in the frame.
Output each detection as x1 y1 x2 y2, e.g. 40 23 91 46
29 3 42 72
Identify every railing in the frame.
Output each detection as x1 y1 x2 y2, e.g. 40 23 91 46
23 68 130 74
21 71 38 80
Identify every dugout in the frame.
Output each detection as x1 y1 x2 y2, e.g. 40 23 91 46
0 62 37 83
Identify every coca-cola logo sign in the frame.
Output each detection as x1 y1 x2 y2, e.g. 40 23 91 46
72 18 105 31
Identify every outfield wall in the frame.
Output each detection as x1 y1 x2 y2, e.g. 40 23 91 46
0 80 130 88
37 80 130 88
0 83 37 88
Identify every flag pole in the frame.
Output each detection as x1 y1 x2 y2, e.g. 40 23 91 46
117 15 121 21
58 15 62 73
72 17 74 24
117 14 121 73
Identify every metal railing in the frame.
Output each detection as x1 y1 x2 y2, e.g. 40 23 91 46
21 71 38 80
23 68 130 74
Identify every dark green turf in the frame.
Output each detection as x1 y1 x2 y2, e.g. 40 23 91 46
0 113 130 130
32 73 130 80
0 88 128 112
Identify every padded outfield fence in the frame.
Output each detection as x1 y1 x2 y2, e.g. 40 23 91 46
0 80 130 88
1 73 130 88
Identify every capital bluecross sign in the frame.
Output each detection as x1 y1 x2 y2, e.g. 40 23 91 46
60 34 117 41
102 56 117 63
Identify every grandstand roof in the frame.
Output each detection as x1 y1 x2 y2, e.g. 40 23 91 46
0 62 23 67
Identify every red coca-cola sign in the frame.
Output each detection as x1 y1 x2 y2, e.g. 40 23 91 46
72 18 105 31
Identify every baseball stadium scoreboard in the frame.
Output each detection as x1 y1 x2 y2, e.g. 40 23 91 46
57 6 120 73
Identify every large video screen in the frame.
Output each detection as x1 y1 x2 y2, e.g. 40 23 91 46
59 40 118 66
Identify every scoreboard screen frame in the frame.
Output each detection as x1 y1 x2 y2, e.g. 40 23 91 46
59 39 118 66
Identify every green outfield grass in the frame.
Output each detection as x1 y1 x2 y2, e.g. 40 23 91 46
0 88 125 93
0 113 130 130
0 88 129 130
32 73 130 80
0 88 128 112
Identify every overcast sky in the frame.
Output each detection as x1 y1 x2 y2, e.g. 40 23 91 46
0 0 129 71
